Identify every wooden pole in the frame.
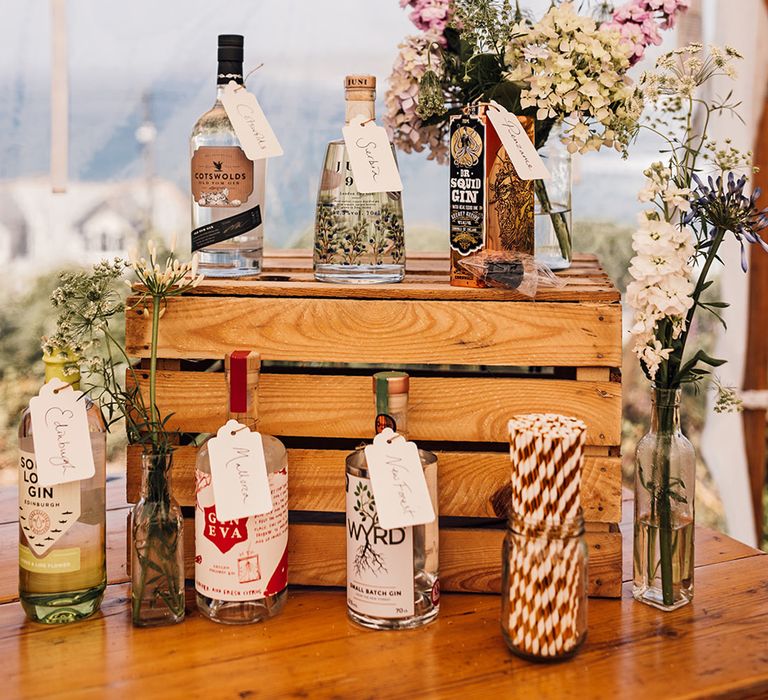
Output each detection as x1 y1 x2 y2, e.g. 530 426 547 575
743 6 768 543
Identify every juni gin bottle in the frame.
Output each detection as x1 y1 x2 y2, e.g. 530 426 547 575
314 75 405 284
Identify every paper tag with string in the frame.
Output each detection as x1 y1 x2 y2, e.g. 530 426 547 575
342 116 403 193
364 427 435 530
221 79 283 161
29 378 95 486
486 101 550 181
208 419 273 521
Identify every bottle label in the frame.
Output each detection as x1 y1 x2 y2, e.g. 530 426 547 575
346 473 415 618
195 466 288 601
19 544 80 573
191 146 254 207
18 450 81 558
191 205 262 252
449 114 486 256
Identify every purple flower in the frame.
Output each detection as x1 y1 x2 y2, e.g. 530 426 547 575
400 0 451 42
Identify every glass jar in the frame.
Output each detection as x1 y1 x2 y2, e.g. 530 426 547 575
501 512 588 661
534 122 572 271
633 386 695 611
130 452 185 627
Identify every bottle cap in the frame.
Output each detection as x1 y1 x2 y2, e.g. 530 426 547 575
372 371 409 396
345 75 376 91
218 34 244 63
42 347 81 385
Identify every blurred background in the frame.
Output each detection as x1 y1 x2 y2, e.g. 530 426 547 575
1 0 766 547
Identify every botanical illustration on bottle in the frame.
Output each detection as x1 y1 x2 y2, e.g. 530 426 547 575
314 75 405 284
18 350 106 624
190 34 265 277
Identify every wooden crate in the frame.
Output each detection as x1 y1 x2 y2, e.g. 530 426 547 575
124 250 623 597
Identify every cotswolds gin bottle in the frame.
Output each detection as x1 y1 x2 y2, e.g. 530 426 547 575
345 372 439 629
313 76 405 284
195 351 288 623
18 350 106 623
190 35 265 277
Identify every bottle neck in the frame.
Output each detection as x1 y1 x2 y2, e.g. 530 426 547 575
217 61 243 87
375 391 408 439
44 362 80 391
651 387 682 434
345 96 375 125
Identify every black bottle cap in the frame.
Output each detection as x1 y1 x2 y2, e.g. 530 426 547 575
218 34 244 63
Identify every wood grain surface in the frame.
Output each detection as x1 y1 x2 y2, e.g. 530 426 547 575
128 370 622 446
125 296 621 367
126 445 622 523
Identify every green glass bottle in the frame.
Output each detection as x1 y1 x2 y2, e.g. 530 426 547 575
18 349 107 623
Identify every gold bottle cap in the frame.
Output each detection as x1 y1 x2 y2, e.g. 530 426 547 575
345 75 376 91
372 371 409 396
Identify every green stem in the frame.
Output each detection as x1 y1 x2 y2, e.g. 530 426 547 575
149 295 161 443
654 402 675 606
534 179 571 260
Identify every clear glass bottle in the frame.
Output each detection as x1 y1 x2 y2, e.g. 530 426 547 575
314 75 405 284
195 351 288 623
190 34 266 277
18 349 106 624
501 513 588 660
633 386 695 611
130 451 185 627
345 371 439 630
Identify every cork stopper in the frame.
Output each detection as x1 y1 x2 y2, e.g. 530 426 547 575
345 75 376 90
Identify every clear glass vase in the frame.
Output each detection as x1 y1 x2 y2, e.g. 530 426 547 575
633 387 695 611
130 452 185 627
534 123 572 271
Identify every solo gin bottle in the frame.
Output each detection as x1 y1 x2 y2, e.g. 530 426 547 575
190 34 266 277
195 351 288 623
314 75 405 284
18 350 106 623
345 372 439 629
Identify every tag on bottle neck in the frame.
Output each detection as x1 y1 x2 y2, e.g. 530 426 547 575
208 419 273 521
221 80 283 161
364 427 435 530
342 116 403 194
29 378 95 487
485 102 550 181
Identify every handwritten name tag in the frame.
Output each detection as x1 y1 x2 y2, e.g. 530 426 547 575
208 419 273 521
365 428 435 530
29 378 95 487
342 117 403 194
486 102 550 181
221 81 283 161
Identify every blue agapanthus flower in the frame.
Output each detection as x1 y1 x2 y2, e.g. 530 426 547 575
683 172 768 271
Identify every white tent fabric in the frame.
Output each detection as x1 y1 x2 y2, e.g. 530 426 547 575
699 0 768 546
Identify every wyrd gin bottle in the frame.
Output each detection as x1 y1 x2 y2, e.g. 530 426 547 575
18 350 106 623
345 372 439 629
190 34 265 277
314 75 405 284
195 351 288 623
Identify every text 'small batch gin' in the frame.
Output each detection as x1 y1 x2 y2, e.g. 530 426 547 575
313 75 405 284
18 350 106 623
190 34 266 277
345 372 439 630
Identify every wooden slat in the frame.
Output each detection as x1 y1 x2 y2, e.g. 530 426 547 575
175 521 622 597
126 445 622 523
129 371 622 446
125 296 622 367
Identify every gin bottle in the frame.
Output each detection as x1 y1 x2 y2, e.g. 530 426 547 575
314 75 405 284
190 34 266 277
195 351 288 623
345 372 439 629
18 350 106 623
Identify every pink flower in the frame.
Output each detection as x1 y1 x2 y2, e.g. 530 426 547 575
401 0 452 42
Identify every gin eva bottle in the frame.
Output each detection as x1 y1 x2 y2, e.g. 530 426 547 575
345 371 439 629
190 34 266 277
195 351 288 623
313 75 405 284
18 349 106 623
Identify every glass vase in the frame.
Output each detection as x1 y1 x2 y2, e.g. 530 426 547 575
534 123 572 271
130 452 185 627
501 512 588 661
633 387 695 611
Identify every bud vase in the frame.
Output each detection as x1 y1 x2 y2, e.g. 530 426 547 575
633 387 695 611
130 452 185 626
534 123 572 271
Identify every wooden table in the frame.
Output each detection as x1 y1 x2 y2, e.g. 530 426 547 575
3 479 768 698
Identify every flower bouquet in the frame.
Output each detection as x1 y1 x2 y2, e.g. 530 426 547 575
627 45 768 609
